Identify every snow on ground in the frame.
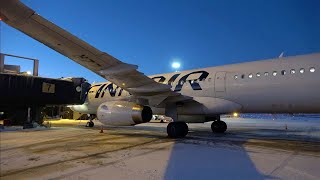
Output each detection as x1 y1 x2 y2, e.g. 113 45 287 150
0 116 319 180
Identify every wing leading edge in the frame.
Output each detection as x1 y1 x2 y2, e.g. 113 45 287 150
0 0 176 98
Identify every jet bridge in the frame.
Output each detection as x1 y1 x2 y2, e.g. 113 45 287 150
0 53 90 127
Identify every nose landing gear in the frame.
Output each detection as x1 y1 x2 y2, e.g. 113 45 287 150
86 120 94 127
85 114 95 127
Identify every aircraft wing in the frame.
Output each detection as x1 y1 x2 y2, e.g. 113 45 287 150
0 0 176 99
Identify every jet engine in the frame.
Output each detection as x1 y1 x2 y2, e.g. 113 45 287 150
97 101 153 126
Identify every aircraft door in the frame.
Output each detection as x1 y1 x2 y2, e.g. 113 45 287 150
214 72 226 97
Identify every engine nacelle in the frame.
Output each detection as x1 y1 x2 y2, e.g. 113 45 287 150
97 101 153 126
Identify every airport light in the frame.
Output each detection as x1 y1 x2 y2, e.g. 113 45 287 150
233 112 239 117
172 61 181 72
172 62 180 69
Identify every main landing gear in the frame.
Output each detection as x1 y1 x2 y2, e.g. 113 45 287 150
166 114 228 138
167 122 189 138
165 104 227 138
165 103 189 138
210 115 227 133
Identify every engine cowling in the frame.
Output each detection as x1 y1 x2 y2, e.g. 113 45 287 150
97 101 153 126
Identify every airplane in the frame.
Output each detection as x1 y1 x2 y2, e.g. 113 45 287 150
1 0 319 138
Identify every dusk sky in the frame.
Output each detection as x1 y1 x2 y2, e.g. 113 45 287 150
1 0 320 83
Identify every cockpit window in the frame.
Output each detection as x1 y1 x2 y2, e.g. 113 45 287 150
310 67 315 72
272 71 277 76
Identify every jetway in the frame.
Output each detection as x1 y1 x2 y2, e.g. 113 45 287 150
0 53 90 127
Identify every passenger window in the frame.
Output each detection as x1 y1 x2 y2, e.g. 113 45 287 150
241 74 245 79
264 72 269 76
180 81 184 85
256 73 261 77
248 74 253 78
272 71 277 76
310 67 315 72
281 70 286 75
300 68 305 73
234 75 238 80
290 69 295 74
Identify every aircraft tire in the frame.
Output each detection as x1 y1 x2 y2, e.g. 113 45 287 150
86 121 94 127
167 122 188 138
211 121 227 133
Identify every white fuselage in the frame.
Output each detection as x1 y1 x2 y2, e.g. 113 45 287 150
71 53 320 122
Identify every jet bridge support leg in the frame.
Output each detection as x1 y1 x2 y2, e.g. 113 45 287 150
165 103 188 138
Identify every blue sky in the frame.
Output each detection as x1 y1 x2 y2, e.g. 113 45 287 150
1 0 320 83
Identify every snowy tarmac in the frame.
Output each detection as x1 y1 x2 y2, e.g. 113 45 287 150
0 117 319 180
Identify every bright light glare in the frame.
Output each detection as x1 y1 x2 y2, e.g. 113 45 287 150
172 62 181 69
26 71 32 75
233 112 239 117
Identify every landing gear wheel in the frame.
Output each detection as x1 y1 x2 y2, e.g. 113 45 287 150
86 121 94 127
167 122 188 138
211 121 227 133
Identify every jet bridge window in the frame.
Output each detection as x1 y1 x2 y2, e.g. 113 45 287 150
300 68 305 73
310 67 315 72
290 69 296 74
